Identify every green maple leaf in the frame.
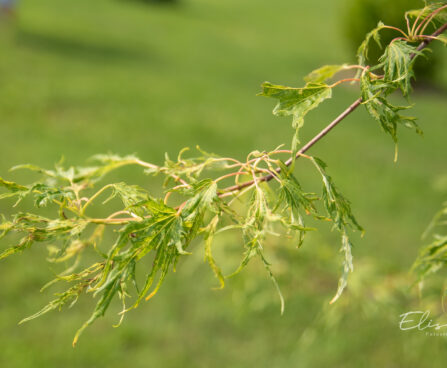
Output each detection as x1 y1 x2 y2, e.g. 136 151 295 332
259 82 332 152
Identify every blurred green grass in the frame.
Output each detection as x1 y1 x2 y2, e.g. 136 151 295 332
0 0 447 366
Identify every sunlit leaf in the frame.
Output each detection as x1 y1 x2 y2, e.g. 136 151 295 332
260 82 332 152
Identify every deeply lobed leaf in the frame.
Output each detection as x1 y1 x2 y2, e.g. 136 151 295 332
260 82 332 152
378 40 423 97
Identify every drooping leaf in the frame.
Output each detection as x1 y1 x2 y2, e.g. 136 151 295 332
203 215 225 289
48 226 104 264
310 157 362 303
73 273 121 346
277 164 316 214
330 234 354 304
0 234 34 260
19 282 88 325
275 164 318 247
360 71 422 156
257 245 285 314
357 21 385 66
0 213 87 261
310 157 363 233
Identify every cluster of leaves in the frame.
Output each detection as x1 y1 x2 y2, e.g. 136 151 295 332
0 1 446 345
0 149 361 345
263 1 446 161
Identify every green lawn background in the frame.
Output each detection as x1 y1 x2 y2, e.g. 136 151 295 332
0 0 446 366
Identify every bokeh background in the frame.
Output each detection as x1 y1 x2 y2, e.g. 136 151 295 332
0 0 446 366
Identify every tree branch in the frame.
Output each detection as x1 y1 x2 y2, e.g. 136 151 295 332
220 21 447 197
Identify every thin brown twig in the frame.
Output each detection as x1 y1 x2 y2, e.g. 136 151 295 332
382 25 409 38
413 21 447 56
405 13 411 36
329 78 360 88
411 6 427 36
214 171 249 183
84 21 447 221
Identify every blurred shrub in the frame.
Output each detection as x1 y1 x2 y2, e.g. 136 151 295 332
342 0 440 82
